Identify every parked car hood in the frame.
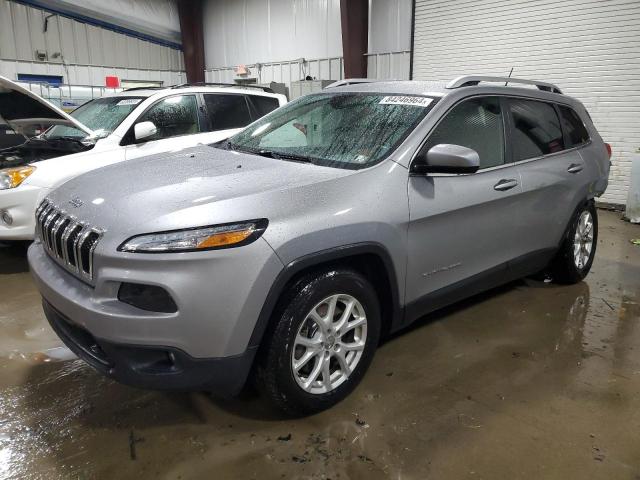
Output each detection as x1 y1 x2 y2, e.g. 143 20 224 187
46 145 357 236
0 75 93 136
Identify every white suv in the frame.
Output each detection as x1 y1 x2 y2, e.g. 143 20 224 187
0 76 286 240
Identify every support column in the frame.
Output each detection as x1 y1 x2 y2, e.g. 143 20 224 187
178 0 206 84
340 0 368 79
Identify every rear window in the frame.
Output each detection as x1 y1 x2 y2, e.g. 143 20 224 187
558 105 590 147
508 98 564 161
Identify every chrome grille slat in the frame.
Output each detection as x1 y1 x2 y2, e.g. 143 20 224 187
61 221 79 268
75 227 92 275
38 204 53 242
34 200 103 282
44 211 60 250
50 215 67 256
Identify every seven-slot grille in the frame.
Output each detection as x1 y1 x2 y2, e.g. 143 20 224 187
35 199 102 282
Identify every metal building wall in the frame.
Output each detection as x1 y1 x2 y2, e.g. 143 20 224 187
33 0 182 45
367 0 411 80
205 57 344 87
412 0 640 206
203 0 343 86
0 1 185 86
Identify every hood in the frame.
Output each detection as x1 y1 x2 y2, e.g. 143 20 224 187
0 76 93 136
47 145 355 236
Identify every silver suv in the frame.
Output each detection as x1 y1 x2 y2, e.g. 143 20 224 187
29 76 610 415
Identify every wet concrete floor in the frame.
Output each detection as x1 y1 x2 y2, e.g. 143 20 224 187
1 209 639 479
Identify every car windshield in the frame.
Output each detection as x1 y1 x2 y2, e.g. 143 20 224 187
228 93 436 169
44 96 146 140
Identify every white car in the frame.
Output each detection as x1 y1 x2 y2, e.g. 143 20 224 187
0 76 286 240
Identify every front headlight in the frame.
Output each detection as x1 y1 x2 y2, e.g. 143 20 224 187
0 166 36 189
118 219 268 253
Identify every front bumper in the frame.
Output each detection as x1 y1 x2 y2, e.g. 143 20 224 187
0 184 47 240
28 236 284 392
43 300 256 394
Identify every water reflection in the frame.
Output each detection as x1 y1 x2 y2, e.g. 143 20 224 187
2 278 639 479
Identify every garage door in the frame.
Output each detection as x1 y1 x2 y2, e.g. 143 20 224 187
412 0 640 205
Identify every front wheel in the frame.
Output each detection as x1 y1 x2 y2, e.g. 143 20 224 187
256 268 381 416
550 201 598 284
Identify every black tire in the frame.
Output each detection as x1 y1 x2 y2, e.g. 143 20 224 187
551 201 598 284
256 267 381 416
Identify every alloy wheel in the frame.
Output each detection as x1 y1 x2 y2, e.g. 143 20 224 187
291 294 368 394
573 210 594 269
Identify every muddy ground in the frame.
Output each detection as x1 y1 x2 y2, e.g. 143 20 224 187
1 209 639 479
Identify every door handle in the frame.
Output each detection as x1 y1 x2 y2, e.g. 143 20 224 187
567 163 583 173
494 179 518 191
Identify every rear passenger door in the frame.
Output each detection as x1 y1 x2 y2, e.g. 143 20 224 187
406 96 523 307
507 98 592 260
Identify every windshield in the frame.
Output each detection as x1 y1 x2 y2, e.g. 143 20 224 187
44 96 145 140
228 93 436 169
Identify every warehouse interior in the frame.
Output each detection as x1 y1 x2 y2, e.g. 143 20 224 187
1 0 640 478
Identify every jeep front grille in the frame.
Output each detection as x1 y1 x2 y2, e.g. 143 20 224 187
35 200 102 282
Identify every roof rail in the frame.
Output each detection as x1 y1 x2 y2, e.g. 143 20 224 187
122 86 166 91
447 75 562 94
324 78 390 89
170 82 274 93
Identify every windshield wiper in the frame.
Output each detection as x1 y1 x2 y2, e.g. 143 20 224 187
256 149 314 164
46 136 90 146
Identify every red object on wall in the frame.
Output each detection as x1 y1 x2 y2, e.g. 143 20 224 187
105 76 120 88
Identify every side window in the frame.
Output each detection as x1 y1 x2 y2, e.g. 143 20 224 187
422 96 505 169
508 99 564 161
558 105 590 147
248 95 280 119
204 94 252 131
136 95 200 141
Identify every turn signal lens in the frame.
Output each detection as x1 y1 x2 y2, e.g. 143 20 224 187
196 229 253 248
0 166 36 189
604 143 612 159
118 219 268 253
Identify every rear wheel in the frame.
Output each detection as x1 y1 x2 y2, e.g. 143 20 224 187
550 202 598 284
256 268 381 416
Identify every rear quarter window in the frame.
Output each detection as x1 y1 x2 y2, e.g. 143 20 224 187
558 105 590 147
248 95 281 119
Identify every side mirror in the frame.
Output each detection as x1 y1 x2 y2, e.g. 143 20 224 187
411 144 480 174
134 121 157 142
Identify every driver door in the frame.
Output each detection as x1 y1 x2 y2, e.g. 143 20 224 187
406 96 523 311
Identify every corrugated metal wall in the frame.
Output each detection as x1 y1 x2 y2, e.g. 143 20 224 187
0 1 185 86
35 0 182 45
412 0 640 205
203 0 342 70
202 0 413 86
367 0 411 80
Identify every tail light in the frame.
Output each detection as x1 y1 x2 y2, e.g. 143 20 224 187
605 143 612 159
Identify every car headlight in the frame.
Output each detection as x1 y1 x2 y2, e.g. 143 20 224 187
0 166 36 189
118 219 268 253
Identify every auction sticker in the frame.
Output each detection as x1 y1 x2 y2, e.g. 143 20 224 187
379 96 433 107
116 98 143 106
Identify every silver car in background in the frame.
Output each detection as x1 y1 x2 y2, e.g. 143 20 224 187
28 76 610 415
